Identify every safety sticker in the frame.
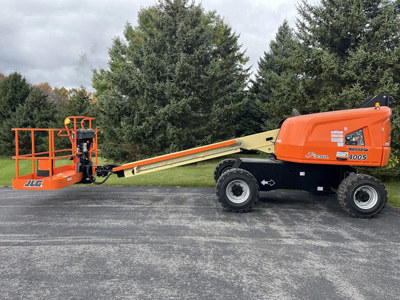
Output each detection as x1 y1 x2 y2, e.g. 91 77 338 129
331 130 343 143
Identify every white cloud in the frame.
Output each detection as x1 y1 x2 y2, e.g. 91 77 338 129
0 0 300 88
201 0 299 76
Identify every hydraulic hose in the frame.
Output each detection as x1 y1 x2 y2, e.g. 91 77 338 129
93 172 112 185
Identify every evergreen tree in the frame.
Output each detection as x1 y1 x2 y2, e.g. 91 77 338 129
233 97 266 136
58 88 94 119
0 88 57 156
252 0 400 177
93 0 249 161
253 0 400 141
296 0 400 156
0 72 31 122
251 21 305 129
295 0 400 112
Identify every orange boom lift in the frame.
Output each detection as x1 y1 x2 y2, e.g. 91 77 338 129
12 94 393 218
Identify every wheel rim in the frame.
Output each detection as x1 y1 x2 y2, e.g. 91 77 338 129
226 180 250 204
353 185 379 210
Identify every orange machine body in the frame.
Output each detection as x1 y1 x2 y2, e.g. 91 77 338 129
275 107 392 166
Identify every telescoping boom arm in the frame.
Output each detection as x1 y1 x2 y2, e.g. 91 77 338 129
111 129 280 178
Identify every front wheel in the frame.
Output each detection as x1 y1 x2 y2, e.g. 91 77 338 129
337 174 387 218
216 168 259 212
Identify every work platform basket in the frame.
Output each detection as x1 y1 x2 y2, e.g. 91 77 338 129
12 116 100 190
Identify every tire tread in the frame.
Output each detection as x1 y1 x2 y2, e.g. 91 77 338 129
216 168 259 213
213 159 236 183
337 173 387 218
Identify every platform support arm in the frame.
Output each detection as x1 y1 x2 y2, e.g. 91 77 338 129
110 129 280 178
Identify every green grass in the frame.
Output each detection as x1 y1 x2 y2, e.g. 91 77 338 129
102 159 218 187
1 156 399 208
383 181 400 208
0 157 71 186
0 158 32 186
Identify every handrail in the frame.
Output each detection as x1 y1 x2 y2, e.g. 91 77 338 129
13 148 74 157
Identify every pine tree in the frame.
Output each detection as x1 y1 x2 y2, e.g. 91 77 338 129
0 73 31 156
253 0 400 139
0 72 31 122
233 97 266 136
296 0 400 111
252 0 400 176
0 88 57 156
93 0 249 161
296 0 400 152
251 21 305 129
58 88 95 119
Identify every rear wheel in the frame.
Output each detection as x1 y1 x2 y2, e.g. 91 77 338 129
216 168 259 212
337 174 387 218
214 159 236 183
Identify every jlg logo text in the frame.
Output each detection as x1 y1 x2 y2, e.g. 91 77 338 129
24 180 43 187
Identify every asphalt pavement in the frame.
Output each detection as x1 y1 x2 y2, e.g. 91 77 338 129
0 186 399 299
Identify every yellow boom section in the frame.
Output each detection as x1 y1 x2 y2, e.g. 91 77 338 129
113 129 280 178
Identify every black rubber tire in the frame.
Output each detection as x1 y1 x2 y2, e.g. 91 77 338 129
337 174 387 218
213 159 236 183
216 168 259 212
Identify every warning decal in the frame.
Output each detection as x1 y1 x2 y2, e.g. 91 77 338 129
331 130 343 143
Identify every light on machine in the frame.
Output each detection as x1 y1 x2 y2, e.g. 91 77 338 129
375 102 380 109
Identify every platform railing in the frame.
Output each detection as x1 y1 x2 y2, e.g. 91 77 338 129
12 120 100 180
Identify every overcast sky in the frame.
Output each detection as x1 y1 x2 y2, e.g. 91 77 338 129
0 0 303 89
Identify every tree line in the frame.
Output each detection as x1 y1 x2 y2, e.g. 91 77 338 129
0 74 95 155
1 0 399 178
